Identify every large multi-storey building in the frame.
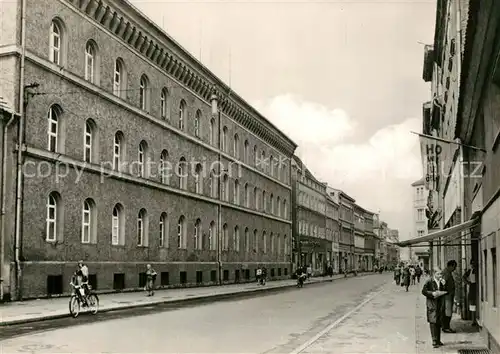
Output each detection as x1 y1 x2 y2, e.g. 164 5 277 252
325 191 340 273
353 204 365 271
400 0 499 350
363 210 376 271
0 0 297 300
328 189 355 272
410 177 430 269
291 156 328 275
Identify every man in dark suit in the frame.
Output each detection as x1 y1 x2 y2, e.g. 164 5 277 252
442 260 457 332
422 268 447 348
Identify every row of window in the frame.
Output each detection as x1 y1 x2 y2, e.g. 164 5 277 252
47 192 290 255
298 220 326 238
298 191 326 214
47 105 289 219
299 173 325 194
48 19 289 184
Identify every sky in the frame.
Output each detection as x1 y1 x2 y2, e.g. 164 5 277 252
130 0 436 241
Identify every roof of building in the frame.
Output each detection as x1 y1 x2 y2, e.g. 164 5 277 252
106 0 298 155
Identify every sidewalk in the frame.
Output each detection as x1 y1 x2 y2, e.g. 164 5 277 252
300 277 488 354
0 273 357 326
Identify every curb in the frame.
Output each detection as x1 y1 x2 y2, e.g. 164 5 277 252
0 277 336 326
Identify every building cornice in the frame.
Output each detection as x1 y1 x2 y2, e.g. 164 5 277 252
25 51 292 190
61 0 298 157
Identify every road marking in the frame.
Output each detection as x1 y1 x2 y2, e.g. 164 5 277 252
288 286 386 354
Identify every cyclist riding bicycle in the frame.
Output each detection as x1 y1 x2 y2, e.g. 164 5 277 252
75 260 89 298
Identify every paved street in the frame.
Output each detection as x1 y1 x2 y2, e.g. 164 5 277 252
0 274 486 353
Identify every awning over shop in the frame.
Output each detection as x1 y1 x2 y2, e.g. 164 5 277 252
397 216 479 247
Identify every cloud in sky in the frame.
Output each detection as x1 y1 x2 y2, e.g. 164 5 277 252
254 95 423 238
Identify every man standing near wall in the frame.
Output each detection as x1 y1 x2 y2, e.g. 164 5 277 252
442 260 457 333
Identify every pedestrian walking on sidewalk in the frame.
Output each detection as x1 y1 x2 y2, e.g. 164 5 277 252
145 264 157 296
394 266 401 285
415 265 423 283
442 260 457 333
410 266 416 285
402 266 411 292
463 259 478 326
422 267 447 348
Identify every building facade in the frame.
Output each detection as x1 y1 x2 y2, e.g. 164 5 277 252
353 204 365 271
0 0 297 300
291 156 329 275
410 177 430 269
405 0 499 350
328 189 355 273
363 211 376 271
325 193 340 274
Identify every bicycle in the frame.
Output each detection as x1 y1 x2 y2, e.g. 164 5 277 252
69 280 99 318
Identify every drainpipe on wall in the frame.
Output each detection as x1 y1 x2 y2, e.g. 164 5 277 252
211 91 222 286
13 0 27 301
0 112 18 301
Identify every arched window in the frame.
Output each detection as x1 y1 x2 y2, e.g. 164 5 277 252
244 140 249 164
83 119 97 163
277 234 281 256
160 150 169 184
262 190 266 212
283 199 288 219
209 221 216 250
137 208 148 246
209 170 217 198
253 229 258 252
244 183 249 208
113 59 125 96
160 88 168 119
82 198 96 244
138 140 148 178
50 20 62 65
210 118 216 145
47 105 61 153
194 219 201 250
262 231 267 254
222 174 229 201
178 100 186 130
178 157 187 190
270 232 274 254
139 75 149 111
244 227 249 253
177 215 186 249
270 194 274 214
159 213 168 247
253 145 258 166
233 133 240 158
194 110 201 137
195 164 203 194
261 151 266 172
254 187 259 210
46 192 61 242
233 179 240 205
112 204 124 246
233 226 240 252
113 131 124 171
85 41 96 83
222 223 228 251
222 126 228 152
277 196 281 217
270 156 274 177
